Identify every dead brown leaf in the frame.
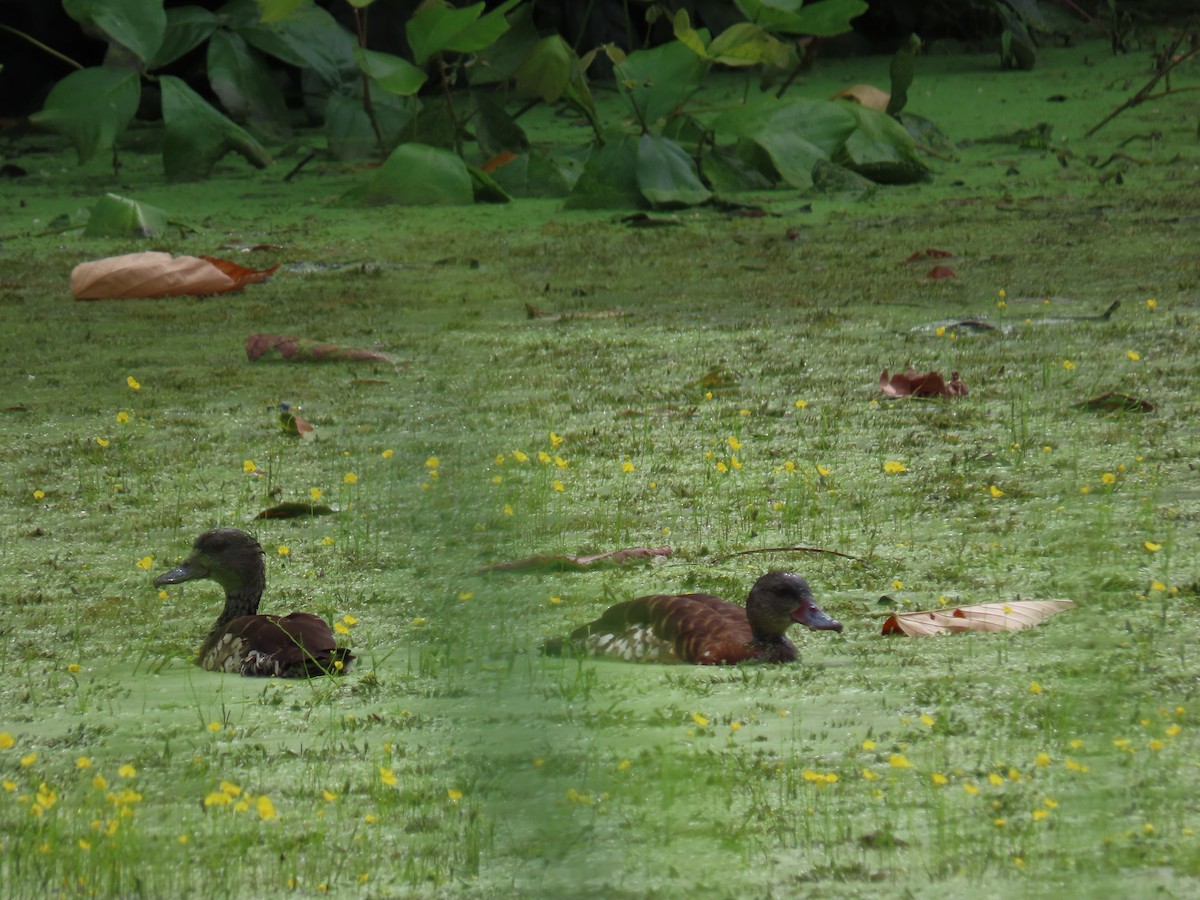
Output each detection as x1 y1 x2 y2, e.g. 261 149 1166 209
879 369 968 399
882 599 1074 636
246 334 394 363
71 251 277 300
476 546 672 573
832 84 890 111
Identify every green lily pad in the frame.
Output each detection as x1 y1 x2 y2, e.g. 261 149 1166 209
83 194 169 238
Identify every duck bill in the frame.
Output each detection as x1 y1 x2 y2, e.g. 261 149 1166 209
154 561 201 586
793 602 843 633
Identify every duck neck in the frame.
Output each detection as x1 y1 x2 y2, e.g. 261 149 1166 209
215 570 265 626
750 633 797 663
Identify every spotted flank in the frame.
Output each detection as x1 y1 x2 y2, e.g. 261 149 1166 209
579 625 682 663
201 633 249 674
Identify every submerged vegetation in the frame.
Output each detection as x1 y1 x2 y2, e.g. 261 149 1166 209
2 6 1200 898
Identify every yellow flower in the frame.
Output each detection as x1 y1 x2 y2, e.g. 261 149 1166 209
322 789 337 802
92 774 108 791
1166 724 1182 737
126 376 140 390
715 461 728 473
447 788 463 802
549 596 561 605
552 480 565 493
794 399 808 409
1151 580 1166 591
342 615 356 626
692 713 709 728
79 839 92 851
33 489 45 500
1144 541 1162 553
204 791 231 808
739 409 750 417
68 663 81 673
617 758 632 771
621 460 634 473
96 437 110 448
998 289 1006 298
988 773 1004 786
207 722 221 733
1126 350 1141 361
554 456 568 469
1101 472 1116 485
334 621 349 635
549 432 563 448
883 461 907 474
491 475 503 484
512 450 529 463
76 756 92 769
309 487 322 501
816 464 831 477
935 326 946 337
425 456 440 470
1035 752 1051 767
888 754 912 769
256 795 277 820
412 617 427 627
1063 360 1075 371
1043 798 1058 809
116 411 130 424
920 714 934 727
343 472 358 484
1143 822 1154 835
989 484 1004 498
932 773 949 786
136 556 153 570
727 436 742 452
20 752 37 767
861 740 876 751
381 448 394 459
892 580 904 591
379 768 397 786
118 764 136 778
0 732 13 750
861 768 878 781
242 459 257 473
277 545 290 557
1148 739 1164 751
730 456 742 470
730 722 741 732
994 818 1006 828
963 783 979 795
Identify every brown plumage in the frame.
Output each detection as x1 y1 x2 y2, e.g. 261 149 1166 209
155 528 353 678
545 572 842 665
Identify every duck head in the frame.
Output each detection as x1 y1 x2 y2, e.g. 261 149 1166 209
745 572 842 642
155 528 266 621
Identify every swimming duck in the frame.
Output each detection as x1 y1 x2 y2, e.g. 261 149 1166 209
545 572 842 665
155 527 353 677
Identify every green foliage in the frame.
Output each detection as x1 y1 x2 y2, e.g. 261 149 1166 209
160 75 271 179
63 0 165 64
82 193 169 238
29 66 140 164
405 0 521 66
353 142 475 206
734 0 869 37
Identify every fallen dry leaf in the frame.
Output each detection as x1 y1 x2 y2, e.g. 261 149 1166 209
927 265 957 279
904 248 953 263
832 84 890 111
278 402 315 438
1077 391 1154 413
481 150 518 173
255 502 338 520
882 599 1074 636
476 546 671 573
879 369 968 399
71 251 277 300
246 334 394 363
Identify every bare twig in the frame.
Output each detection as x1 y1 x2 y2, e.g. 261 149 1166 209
713 545 861 562
1086 33 1200 137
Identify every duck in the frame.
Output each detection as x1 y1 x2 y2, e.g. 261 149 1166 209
155 527 354 677
544 572 842 665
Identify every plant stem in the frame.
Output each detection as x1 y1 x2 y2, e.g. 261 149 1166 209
1086 32 1200 137
437 54 463 156
0 23 82 70
351 6 385 151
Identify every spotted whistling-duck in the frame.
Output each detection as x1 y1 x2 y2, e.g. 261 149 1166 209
155 527 354 677
545 572 842 664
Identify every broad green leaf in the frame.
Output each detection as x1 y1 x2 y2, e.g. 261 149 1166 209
474 94 529 156
151 6 218 68
887 33 920 116
672 9 711 58
699 148 774 193
466 164 512 204
325 88 414 160
207 30 291 135
735 0 867 37
84 194 169 238
64 0 166 64
713 96 856 187
490 150 575 198
472 4 542 84
614 42 705 128
708 23 791 68
352 46 427 96
255 0 309 23
30 67 140 164
224 0 356 86
636 134 710 208
834 101 929 184
514 35 572 102
565 134 643 210
358 143 474 206
406 0 521 65
159 75 271 179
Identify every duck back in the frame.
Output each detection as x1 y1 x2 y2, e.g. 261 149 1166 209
200 613 354 678
564 593 791 665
